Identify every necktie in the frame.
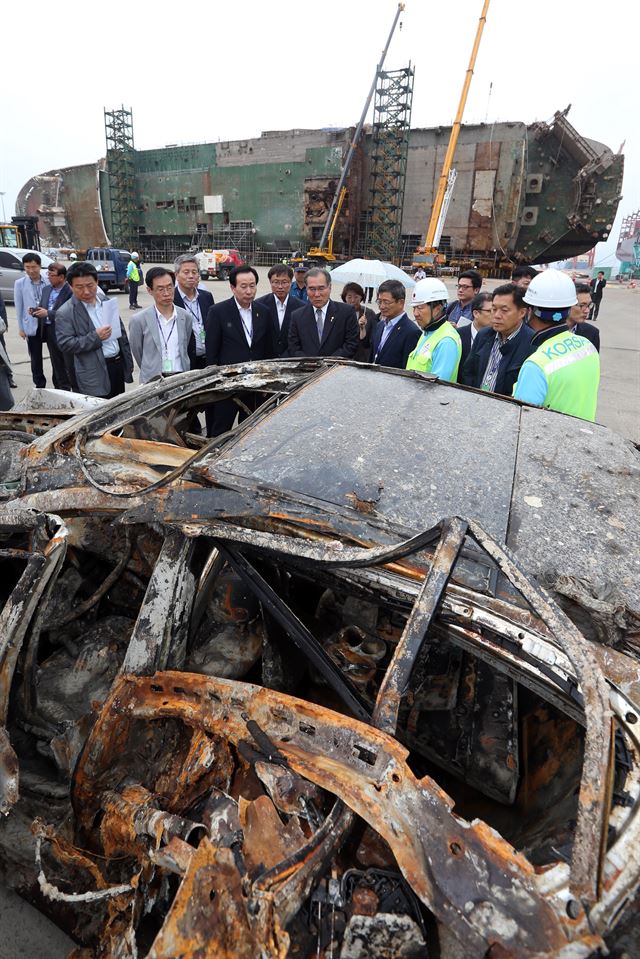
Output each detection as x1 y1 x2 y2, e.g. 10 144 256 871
316 308 324 340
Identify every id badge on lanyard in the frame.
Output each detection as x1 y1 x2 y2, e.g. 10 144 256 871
162 356 173 373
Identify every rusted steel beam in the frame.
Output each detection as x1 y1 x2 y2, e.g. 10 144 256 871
73 673 601 958
373 518 468 733
120 532 195 676
0 512 68 815
465 518 611 905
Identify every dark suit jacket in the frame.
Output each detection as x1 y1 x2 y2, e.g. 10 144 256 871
173 287 212 367
461 323 534 396
255 292 301 357
41 282 72 335
204 296 274 366
174 286 214 316
371 312 420 369
288 300 359 359
571 321 600 352
589 277 606 300
458 323 475 375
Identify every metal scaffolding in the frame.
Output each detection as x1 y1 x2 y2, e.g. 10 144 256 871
362 66 414 262
104 106 137 249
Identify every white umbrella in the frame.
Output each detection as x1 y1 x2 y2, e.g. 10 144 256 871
328 258 416 288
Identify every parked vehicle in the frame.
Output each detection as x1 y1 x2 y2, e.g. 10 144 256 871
0 247 53 302
196 248 244 281
85 247 132 292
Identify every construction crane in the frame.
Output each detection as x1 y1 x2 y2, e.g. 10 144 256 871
414 0 490 272
306 3 405 264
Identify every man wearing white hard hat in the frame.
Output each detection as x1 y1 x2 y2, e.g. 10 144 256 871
513 269 600 421
405 278 461 382
127 252 142 310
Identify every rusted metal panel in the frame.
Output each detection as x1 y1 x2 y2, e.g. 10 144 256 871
0 361 639 956
72 672 602 958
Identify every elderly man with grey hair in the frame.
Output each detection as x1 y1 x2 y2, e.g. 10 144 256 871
288 268 359 358
173 254 214 369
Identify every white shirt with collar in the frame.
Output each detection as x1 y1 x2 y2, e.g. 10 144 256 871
274 294 289 329
313 301 329 327
178 286 205 356
154 306 182 372
86 298 119 358
235 298 253 345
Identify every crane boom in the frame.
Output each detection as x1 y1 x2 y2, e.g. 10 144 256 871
423 0 490 252
312 3 405 259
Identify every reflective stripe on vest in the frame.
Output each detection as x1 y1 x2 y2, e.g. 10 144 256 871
526 330 600 421
406 322 461 380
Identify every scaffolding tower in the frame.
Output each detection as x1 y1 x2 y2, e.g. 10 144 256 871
362 66 414 262
104 106 137 249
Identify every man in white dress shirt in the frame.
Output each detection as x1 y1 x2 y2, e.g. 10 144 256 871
203 265 273 436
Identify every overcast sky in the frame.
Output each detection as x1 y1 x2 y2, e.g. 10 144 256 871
1 0 637 268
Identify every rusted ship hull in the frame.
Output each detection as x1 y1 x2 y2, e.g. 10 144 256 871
16 109 622 265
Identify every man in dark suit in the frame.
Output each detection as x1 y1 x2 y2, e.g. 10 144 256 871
255 264 299 356
173 254 214 370
33 262 73 390
204 264 274 436
288 268 358 359
458 291 493 374
569 283 601 351
461 283 533 396
370 279 419 368
589 271 606 321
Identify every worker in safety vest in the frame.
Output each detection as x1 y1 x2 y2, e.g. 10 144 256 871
406 278 462 382
513 269 600 421
126 252 142 310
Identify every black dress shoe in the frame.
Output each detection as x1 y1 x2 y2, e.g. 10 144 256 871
9 378 17 388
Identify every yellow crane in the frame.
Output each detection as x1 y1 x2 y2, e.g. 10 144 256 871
414 0 490 270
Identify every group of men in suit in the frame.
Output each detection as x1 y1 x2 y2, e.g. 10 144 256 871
3 250 606 425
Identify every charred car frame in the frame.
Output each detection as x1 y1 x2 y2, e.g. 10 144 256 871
0 360 639 958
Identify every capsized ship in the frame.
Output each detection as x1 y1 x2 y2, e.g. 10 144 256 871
17 108 623 267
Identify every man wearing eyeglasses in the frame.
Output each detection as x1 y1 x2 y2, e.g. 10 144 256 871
445 269 482 328
458 291 493 379
288 268 358 359
33 262 73 390
370 280 420 369
567 283 600 352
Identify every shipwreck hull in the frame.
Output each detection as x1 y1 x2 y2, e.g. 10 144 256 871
16 109 622 265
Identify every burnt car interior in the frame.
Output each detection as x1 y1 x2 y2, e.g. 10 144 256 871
0 362 639 958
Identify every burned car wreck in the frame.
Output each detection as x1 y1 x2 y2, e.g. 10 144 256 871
0 359 639 958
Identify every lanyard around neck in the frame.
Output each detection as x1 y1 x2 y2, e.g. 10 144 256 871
155 309 177 354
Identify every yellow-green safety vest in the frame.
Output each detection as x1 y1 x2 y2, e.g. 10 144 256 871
406 322 462 381
518 330 600 421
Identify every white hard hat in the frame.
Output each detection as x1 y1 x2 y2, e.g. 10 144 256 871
131 251 139 259
412 277 448 306
523 269 577 309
